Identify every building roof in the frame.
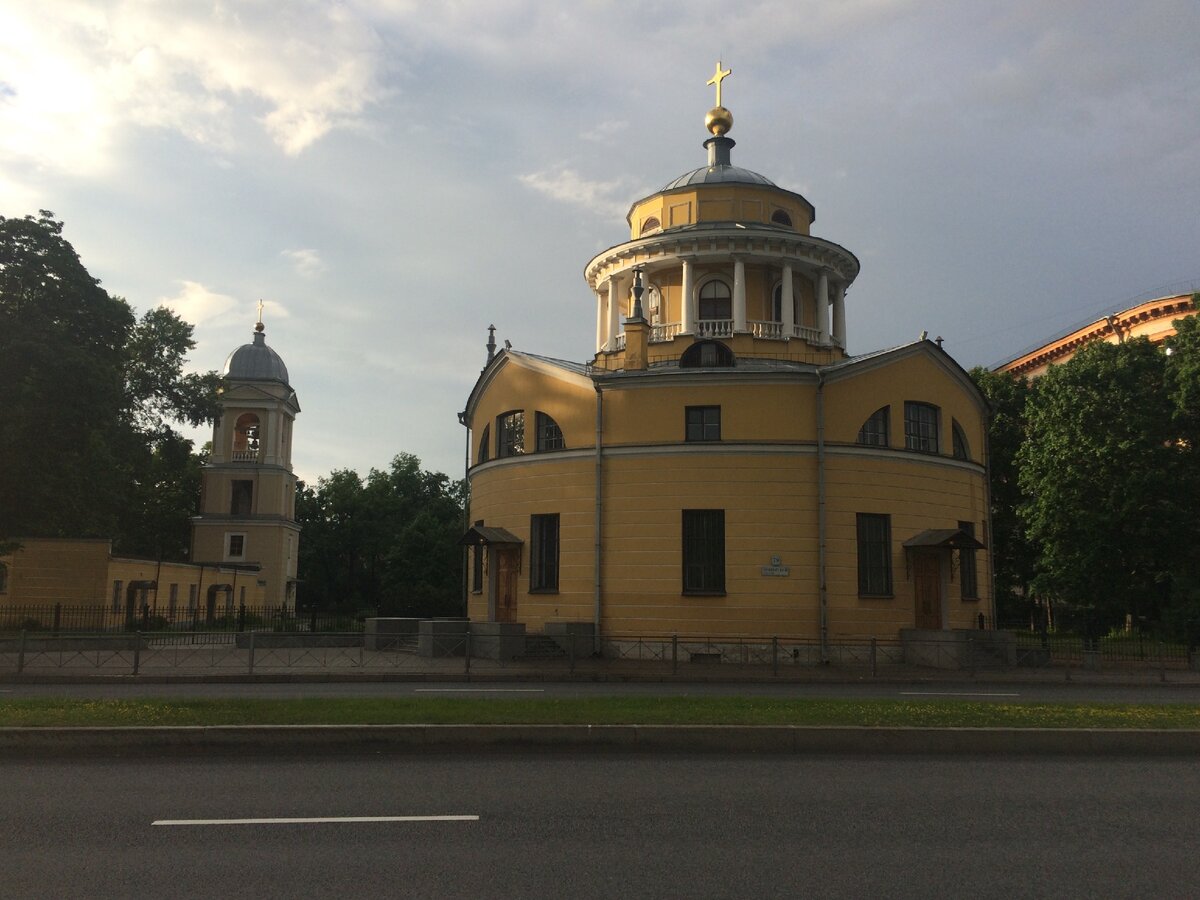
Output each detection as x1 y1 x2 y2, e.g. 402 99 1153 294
223 327 290 385
996 292 1197 377
662 163 776 190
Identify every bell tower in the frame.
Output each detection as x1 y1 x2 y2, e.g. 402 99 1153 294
191 315 301 610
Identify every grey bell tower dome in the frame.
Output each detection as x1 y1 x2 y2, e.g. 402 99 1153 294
223 323 290 385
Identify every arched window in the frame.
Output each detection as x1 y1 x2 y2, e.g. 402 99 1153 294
497 411 524 457
698 280 732 320
952 419 970 461
640 216 661 235
535 412 565 451
232 413 260 460
771 209 793 227
478 424 490 464
857 406 890 447
680 340 735 368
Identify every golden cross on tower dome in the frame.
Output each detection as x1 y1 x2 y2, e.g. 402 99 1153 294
707 60 732 108
255 299 265 332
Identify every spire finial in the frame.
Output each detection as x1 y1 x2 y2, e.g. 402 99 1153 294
486 324 497 364
704 60 734 136
707 60 731 108
255 299 265 333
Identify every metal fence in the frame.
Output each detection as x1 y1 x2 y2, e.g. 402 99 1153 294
2 627 1195 679
0 603 377 636
4 624 1195 681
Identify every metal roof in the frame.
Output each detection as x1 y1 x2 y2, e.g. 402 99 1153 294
662 164 777 190
458 525 523 546
902 529 985 550
223 330 290 385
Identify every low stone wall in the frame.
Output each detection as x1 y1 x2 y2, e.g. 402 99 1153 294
0 635 146 652
901 629 1016 670
363 618 421 651
419 618 468 657
234 632 362 649
468 622 525 660
543 622 596 656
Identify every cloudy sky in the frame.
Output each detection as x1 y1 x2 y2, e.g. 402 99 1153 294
4 1 1198 483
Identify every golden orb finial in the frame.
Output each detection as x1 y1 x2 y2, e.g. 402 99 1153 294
705 60 733 136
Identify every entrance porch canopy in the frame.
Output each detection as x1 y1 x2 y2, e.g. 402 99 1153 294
902 529 985 551
458 525 523 547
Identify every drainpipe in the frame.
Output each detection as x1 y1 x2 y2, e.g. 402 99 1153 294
458 410 470 616
593 383 604 654
816 371 829 663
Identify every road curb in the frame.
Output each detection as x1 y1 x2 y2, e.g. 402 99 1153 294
2 724 1199 756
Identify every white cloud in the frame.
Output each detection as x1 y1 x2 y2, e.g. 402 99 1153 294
0 1 386 176
282 249 327 279
580 120 629 143
518 166 638 219
158 281 237 325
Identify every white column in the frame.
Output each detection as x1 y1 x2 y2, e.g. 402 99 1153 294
781 264 794 338
607 273 622 348
732 257 747 332
680 258 695 334
817 270 830 345
595 290 606 353
832 283 847 349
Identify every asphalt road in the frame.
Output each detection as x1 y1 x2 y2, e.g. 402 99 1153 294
3 751 1198 898
3 679 1199 703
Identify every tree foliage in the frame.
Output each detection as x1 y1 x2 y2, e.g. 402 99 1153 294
1017 338 1182 630
969 367 1036 622
0 211 217 558
296 454 466 615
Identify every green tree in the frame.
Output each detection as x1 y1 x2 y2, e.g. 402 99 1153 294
1018 338 1180 631
0 211 217 554
969 366 1036 624
295 454 465 615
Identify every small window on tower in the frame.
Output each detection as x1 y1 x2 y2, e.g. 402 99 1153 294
478 425 491 464
231 480 253 516
771 209 793 227
640 216 661 235
497 411 524 457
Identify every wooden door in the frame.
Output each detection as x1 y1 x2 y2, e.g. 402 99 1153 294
914 553 942 630
495 548 520 623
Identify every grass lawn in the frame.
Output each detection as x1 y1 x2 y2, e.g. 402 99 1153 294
1 696 1198 729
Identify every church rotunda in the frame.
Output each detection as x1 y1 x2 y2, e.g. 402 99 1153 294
460 65 991 653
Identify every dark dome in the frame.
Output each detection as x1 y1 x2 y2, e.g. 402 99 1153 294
662 164 776 190
223 329 290 384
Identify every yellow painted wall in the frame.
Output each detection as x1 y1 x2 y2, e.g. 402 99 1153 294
465 345 990 640
630 184 812 237
0 539 269 616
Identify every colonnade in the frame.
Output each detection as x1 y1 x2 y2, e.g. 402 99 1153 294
594 259 847 353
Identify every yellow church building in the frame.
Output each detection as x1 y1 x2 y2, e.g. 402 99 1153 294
461 66 991 652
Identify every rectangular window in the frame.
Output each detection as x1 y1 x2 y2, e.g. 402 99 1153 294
231 480 254 516
188 584 197 615
168 584 179 616
535 412 565 451
904 402 940 453
226 533 245 560
683 509 725 594
530 514 560 592
112 580 123 614
856 513 893 596
497 411 524 457
959 521 979 600
239 585 246 607
685 406 721 442
0 562 7 593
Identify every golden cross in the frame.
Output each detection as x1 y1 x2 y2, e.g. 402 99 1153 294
257 299 264 324
707 60 732 107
